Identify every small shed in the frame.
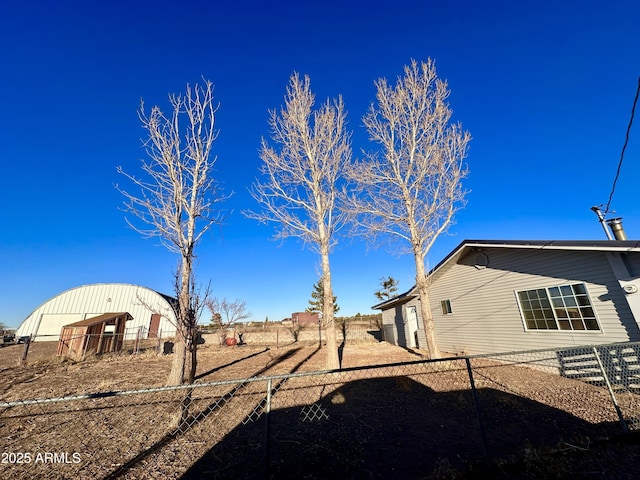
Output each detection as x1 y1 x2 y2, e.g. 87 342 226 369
56 312 131 359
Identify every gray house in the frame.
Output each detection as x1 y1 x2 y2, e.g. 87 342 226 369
373 240 640 355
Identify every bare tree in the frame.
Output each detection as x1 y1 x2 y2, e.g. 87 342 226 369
206 297 251 327
117 79 229 385
245 73 352 369
348 59 471 359
205 297 250 345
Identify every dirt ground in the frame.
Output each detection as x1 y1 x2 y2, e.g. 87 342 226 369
1 339 640 479
0 338 421 400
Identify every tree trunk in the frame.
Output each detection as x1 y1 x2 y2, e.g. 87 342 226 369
167 257 194 385
321 248 340 369
167 335 187 385
414 254 441 359
187 326 198 384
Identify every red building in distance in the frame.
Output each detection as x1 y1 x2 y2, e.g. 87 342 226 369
291 312 320 325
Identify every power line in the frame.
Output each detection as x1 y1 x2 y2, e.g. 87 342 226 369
605 76 640 214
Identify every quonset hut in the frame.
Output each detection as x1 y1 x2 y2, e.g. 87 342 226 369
15 283 178 341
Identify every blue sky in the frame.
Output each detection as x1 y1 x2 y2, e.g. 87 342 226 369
1 0 639 328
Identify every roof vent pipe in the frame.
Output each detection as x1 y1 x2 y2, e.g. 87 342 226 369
591 206 614 240
607 218 628 241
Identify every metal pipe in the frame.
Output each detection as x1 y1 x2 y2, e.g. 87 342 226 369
591 206 614 240
264 378 273 479
465 357 489 460
607 218 628 241
592 346 628 433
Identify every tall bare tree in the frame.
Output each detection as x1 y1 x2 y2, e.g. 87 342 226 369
246 73 352 369
348 59 471 359
117 79 229 385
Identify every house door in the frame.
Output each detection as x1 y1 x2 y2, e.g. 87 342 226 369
406 306 419 348
148 314 161 338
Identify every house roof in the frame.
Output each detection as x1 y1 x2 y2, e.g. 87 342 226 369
372 239 640 310
371 287 418 310
432 239 640 276
63 312 133 328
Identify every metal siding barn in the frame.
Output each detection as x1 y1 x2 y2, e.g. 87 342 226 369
15 283 178 341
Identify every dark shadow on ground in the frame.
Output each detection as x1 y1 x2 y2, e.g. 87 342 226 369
367 329 383 342
104 347 316 479
194 348 270 381
402 346 426 357
180 376 617 479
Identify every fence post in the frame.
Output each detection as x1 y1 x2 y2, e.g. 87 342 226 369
465 357 490 460
592 346 629 433
134 326 142 355
156 329 163 354
19 334 33 366
264 378 273 479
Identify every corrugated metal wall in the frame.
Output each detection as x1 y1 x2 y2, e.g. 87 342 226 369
15 284 177 341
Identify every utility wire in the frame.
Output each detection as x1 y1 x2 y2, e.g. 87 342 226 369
605 76 640 214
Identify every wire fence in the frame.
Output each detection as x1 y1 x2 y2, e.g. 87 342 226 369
3 332 174 366
212 322 382 347
2 323 381 366
1 341 639 479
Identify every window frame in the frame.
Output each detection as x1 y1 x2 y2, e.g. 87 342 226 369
441 299 453 315
515 283 601 332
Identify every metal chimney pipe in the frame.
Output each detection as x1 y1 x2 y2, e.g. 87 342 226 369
606 218 628 241
591 206 614 240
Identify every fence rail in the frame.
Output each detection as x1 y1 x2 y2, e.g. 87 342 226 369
2 341 640 479
2 323 381 365
203 322 382 347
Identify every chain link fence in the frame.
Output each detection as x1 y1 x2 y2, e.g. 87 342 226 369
2 341 639 479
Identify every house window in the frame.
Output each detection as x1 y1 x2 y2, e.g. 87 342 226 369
516 283 600 331
441 300 453 315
